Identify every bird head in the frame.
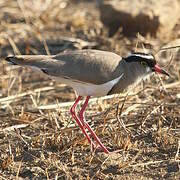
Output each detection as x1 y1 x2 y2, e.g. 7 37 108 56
124 52 170 77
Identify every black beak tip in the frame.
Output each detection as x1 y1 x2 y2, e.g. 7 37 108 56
162 69 170 77
153 65 170 78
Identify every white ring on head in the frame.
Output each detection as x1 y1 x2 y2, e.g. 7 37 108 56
128 53 154 60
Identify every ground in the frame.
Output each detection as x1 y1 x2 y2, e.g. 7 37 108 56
0 0 179 179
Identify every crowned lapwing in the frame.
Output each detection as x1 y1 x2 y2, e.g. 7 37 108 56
5 49 169 154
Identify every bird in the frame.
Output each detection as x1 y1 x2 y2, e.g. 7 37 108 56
5 49 169 154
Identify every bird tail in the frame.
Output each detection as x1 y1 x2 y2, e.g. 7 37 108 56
5 55 52 68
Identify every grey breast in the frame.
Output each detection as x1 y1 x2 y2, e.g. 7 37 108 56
108 61 148 95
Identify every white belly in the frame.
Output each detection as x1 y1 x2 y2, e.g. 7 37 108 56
53 74 123 97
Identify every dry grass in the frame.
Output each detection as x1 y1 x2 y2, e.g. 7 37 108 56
0 0 180 179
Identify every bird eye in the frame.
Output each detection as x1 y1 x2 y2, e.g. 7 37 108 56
141 61 147 66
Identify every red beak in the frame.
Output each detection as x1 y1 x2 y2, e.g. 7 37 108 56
153 64 170 77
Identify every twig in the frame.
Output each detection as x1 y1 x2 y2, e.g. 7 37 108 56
116 93 130 134
141 103 163 127
43 39 51 56
175 139 180 160
0 84 66 104
91 156 110 179
159 45 180 52
129 159 180 168
32 90 147 110
2 124 29 132
16 160 22 179
7 35 21 55
8 77 17 96
17 0 30 24
30 94 44 115
35 94 118 110
0 175 7 180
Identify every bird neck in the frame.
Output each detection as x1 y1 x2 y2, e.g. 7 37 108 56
108 62 146 95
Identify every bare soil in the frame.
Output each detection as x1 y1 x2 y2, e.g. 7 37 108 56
0 0 179 179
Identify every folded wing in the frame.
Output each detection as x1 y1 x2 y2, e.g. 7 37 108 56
5 49 124 85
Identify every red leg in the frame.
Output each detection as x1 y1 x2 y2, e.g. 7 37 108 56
70 96 96 148
79 96 110 154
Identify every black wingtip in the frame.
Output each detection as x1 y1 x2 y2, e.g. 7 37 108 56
5 56 17 65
